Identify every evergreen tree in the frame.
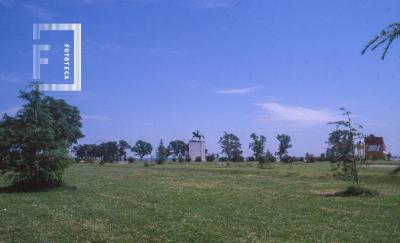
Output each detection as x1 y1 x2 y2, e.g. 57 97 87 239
0 83 83 189
156 139 168 164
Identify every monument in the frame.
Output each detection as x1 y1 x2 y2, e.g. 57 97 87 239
188 130 206 161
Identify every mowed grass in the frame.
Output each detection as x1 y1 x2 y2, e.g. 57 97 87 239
0 162 399 242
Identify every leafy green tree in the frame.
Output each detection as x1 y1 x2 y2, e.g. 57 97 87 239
99 141 119 163
275 134 292 161
131 140 152 160
0 83 83 189
327 129 351 162
218 132 242 162
73 144 104 162
206 154 216 162
168 140 188 161
249 133 266 160
117 140 130 161
328 107 363 188
362 21 400 60
156 139 168 164
73 144 93 161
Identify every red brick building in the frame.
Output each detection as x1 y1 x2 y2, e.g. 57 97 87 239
364 135 386 160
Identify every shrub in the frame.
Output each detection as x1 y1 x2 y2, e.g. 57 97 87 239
195 156 202 162
219 157 228 162
265 151 276 163
178 156 185 163
318 153 326 161
305 153 315 163
127 157 135 163
258 156 266 169
185 157 191 162
206 154 216 162
247 156 256 162
335 185 378 197
281 155 292 163
232 155 244 162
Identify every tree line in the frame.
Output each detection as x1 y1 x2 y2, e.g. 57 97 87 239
72 131 299 164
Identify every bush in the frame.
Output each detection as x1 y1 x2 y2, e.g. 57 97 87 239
185 157 191 162
178 156 185 163
195 156 202 162
219 157 228 162
281 155 292 163
232 155 244 162
317 153 326 161
258 156 267 168
265 151 276 163
206 154 216 162
247 156 256 162
335 185 378 197
127 157 135 163
305 153 315 163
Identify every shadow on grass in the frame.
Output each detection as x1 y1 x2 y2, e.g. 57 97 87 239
313 186 379 197
0 184 77 193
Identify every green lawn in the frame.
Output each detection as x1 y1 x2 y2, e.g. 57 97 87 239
1 162 399 242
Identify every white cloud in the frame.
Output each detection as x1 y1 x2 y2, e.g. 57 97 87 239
258 102 339 125
216 86 263 94
82 114 112 121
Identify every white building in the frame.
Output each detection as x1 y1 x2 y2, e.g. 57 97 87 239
188 140 206 161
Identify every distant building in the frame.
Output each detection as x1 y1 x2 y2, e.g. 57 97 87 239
364 134 386 160
188 140 206 161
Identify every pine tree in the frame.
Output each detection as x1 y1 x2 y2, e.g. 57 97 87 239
0 83 83 189
156 139 168 164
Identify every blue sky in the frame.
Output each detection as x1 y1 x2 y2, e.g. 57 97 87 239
0 0 399 157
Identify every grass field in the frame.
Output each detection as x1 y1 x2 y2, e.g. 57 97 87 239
1 162 399 242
